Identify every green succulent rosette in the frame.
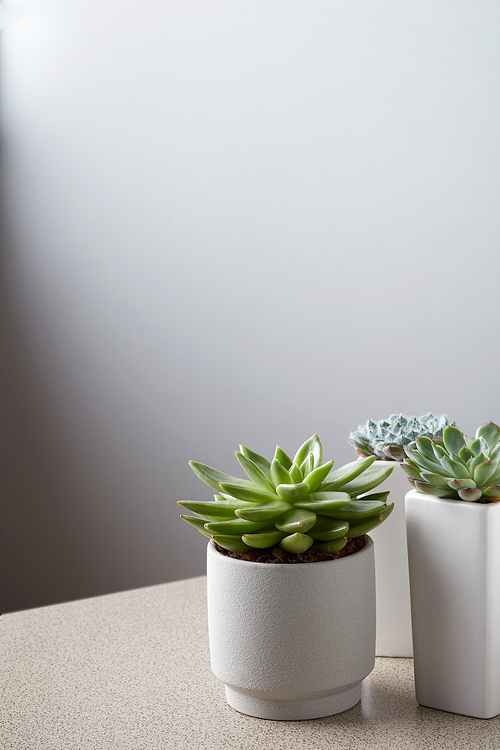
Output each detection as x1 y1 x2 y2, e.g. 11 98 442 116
179 434 394 554
349 413 454 461
402 422 500 502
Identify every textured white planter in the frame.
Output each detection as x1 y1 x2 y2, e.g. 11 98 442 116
405 489 500 718
206 537 376 720
368 461 413 657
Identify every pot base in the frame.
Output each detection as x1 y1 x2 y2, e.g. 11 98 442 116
225 682 361 720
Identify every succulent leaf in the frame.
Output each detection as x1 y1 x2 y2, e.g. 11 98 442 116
432 443 448 460
415 436 437 459
300 453 314 478
457 488 483 502
180 509 229 523
302 461 334 493
178 499 255 517
400 461 423 481
204 518 272 534
439 457 470 479
235 498 291 521
332 499 387 521
180 515 214 537
239 445 272 479
420 473 454 490
242 531 286 548
459 446 474 462
294 435 323 470
443 426 466 456
413 481 456 497
406 449 447 475
275 508 317 534
275 482 310 502
473 460 499 487
383 445 405 461
482 485 500 499
488 466 500 485
446 478 476 490
279 533 314 554
320 456 376 491
274 446 293 471
356 491 390 504
308 517 349 541
314 537 348 553
212 535 249 553
294 492 351 517
189 461 255 491
271 458 293 488
468 453 489 473
338 465 394 496
345 503 394 538
218 483 278 504
475 422 500 449
290 462 303 483
235 452 276 492
468 438 484 456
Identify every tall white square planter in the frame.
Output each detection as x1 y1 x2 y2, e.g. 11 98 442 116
405 489 500 718
206 537 376 720
368 461 413 656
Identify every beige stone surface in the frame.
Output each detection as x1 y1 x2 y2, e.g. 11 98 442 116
1 576 499 749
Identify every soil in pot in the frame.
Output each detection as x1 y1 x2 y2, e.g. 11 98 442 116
214 535 366 564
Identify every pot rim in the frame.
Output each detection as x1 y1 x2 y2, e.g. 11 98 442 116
405 488 500 510
207 534 374 570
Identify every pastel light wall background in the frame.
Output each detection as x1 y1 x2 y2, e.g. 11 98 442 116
1 0 499 612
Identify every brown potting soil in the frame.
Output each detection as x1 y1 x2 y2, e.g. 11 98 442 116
214 535 366 564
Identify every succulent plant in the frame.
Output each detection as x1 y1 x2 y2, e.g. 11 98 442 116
402 422 500 502
349 413 454 461
179 434 394 555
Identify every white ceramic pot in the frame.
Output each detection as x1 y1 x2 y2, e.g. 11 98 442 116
368 461 413 656
405 489 500 719
206 537 376 720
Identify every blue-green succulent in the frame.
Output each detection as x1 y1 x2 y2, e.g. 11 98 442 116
402 422 500 502
179 434 394 555
349 413 454 462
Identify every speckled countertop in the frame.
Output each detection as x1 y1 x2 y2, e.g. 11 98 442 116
1 576 499 749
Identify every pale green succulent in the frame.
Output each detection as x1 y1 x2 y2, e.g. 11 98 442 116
179 434 394 555
402 422 500 502
349 413 454 461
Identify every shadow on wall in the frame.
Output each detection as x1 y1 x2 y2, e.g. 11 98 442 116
0 35 92 613
0 240 103 613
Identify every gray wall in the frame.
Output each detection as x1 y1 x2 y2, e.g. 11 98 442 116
1 0 499 612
